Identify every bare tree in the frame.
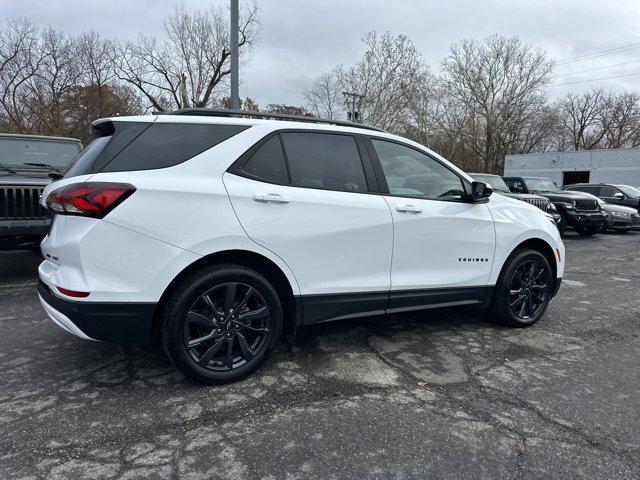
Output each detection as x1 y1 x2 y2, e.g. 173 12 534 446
554 89 610 150
27 28 85 135
0 18 45 133
115 2 258 111
602 92 640 149
304 71 343 119
441 35 553 173
305 31 429 130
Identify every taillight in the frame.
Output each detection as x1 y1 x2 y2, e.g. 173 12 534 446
56 286 90 298
46 182 135 218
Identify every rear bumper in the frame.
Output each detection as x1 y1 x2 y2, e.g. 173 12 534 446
38 280 156 344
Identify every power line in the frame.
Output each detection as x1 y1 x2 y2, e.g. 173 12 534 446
550 71 640 86
555 43 640 65
553 60 640 78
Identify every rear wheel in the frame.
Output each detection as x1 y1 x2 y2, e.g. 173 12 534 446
160 264 282 384
490 249 553 328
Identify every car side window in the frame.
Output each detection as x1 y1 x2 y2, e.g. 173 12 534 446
599 186 616 197
280 132 367 193
512 180 526 193
241 135 289 184
371 139 465 201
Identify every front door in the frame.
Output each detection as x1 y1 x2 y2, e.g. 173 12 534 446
367 138 495 311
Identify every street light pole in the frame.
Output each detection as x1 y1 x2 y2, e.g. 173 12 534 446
230 0 239 110
342 91 364 122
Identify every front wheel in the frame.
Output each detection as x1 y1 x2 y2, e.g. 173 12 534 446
490 249 553 328
160 264 282 385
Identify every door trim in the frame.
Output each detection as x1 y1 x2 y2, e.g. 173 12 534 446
300 286 493 325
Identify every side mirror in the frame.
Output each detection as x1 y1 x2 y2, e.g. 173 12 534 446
614 192 625 199
471 181 492 201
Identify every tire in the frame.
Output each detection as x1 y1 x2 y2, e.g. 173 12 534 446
576 226 600 236
490 249 554 328
614 228 629 234
160 264 283 385
556 213 567 236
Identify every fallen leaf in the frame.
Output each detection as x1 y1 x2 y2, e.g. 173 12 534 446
515 438 525 455
417 380 428 387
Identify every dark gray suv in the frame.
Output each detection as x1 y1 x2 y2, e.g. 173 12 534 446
0 133 82 251
565 183 640 212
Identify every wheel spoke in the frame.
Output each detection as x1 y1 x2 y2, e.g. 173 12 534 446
202 294 223 321
237 323 269 334
224 283 237 312
235 287 255 313
510 294 526 307
238 305 268 322
188 331 216 348
236 332 255 361
186 311 215 329
225 336 234 369
525 295 534 317
198 338 225 366
518 297 527 317
531 283 548 292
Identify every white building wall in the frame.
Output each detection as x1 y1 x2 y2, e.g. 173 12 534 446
504 148 640 186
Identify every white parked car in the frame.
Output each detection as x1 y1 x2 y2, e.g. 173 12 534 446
38 110 564 384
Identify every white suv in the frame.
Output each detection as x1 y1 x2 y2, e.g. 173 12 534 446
38 110 564 384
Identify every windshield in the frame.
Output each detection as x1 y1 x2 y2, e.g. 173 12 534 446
524 178 558 193
0 137 81 168
470 174 510 192
614 185 640 197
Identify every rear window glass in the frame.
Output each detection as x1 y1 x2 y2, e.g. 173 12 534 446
0 137 80 167
103 123 248 172
63 121 248 178
280 132 367 193
241 135 289 184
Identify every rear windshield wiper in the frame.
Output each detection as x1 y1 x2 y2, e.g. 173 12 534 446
0 162 17 174
23 162 63 179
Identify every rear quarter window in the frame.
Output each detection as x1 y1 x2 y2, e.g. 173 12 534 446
102 123 249 172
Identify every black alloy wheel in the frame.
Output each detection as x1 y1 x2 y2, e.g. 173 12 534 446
507 259 551 321
160 264 282 384
184 282 271 371
490 249 553 327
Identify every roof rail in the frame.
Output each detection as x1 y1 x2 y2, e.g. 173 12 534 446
163 108 386 133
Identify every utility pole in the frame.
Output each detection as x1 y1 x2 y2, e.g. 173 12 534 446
342 91 364 123
230 0 239 109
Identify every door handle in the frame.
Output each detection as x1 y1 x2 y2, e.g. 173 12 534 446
396 204 422 213
252 193 290 204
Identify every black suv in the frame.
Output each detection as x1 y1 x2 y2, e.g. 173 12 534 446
469 173 560 222
0 133 82 251
565 183 640 211
503 176 605 236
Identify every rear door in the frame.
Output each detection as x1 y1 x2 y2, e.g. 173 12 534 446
366 137 495 311
223 130 393 322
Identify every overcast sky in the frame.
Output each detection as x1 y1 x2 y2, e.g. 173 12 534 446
2 0 640 107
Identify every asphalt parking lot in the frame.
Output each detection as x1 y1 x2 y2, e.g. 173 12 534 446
1 232 639 480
